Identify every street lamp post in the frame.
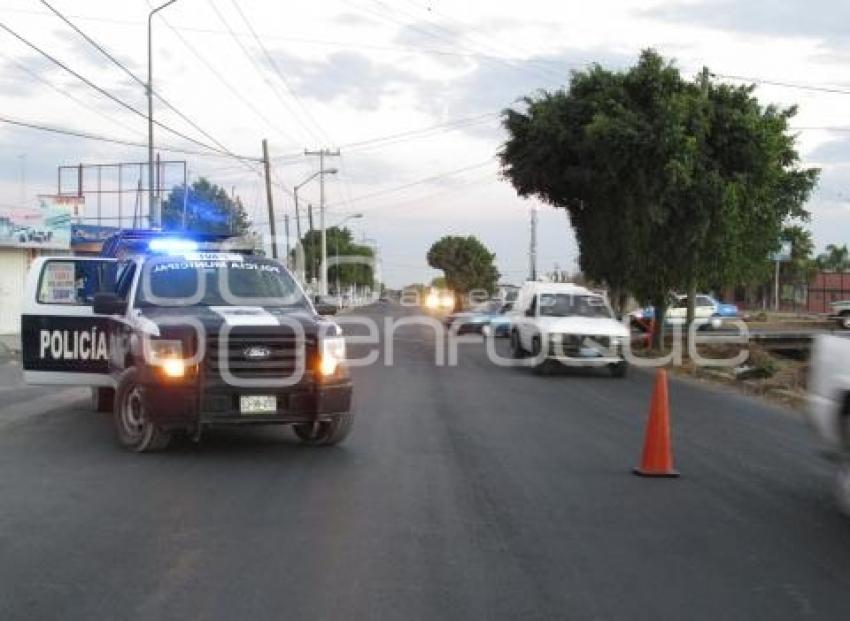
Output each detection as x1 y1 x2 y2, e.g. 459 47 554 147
148 0 179 229
294 168 337 288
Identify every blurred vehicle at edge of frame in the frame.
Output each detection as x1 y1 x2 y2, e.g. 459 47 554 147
807 334 850 515
446 299 514 337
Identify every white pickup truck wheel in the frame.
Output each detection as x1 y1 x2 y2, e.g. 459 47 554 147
840 312 850 330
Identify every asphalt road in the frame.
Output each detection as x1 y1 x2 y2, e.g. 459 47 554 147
2 303 850 620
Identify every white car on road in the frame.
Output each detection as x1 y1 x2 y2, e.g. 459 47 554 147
509 282 630 377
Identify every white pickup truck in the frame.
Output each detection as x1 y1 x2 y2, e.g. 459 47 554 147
808 335 850 513
828 300 850 329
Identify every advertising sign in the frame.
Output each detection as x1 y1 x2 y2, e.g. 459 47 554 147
71 224 120 253
0 195 78 249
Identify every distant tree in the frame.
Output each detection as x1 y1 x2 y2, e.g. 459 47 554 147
161 177 250 234
430 276 447 288
294 226 373 289
780 225 816 282
426 235 499 308
816 244 850 272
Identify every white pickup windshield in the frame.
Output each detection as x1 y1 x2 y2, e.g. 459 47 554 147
539 293 613 318
136 255 307 308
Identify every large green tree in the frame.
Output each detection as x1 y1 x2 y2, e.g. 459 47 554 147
162 177 251 234
500 49 818 343
426 235 499 308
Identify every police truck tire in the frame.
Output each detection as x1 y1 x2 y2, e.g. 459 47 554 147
113 369 171 452
293 412 355 446
91 387 115 413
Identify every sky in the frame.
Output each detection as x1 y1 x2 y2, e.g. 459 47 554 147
0 0 849 287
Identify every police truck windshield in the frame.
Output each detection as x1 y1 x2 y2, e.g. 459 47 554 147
135 255 307 308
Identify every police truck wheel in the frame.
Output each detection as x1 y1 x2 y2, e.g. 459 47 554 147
114 370 171 452
840 312 850 330
91 387 115 413
293 412 355 446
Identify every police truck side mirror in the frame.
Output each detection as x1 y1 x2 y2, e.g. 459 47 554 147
315 303 338 316
93 292 127 315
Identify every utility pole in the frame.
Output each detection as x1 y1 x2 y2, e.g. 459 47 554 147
284 214 290 267
293 187 303 242
307 203 314 233
529 203 538 281
305 148 340 296
262 139 278 259
148 0 179 228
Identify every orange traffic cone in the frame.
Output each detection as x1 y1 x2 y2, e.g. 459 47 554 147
633 369 680 477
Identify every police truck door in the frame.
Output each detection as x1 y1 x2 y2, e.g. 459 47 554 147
21 257 117 386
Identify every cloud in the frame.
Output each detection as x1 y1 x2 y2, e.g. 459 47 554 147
0 54 64 98
422 46 634 121
807 134 850 165
56 28 141 75
332 12 381 27
266 50 423 111
393 20 465 49
641 1 850 44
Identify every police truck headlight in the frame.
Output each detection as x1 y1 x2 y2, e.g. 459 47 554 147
319 337 346 377
146 339 186 378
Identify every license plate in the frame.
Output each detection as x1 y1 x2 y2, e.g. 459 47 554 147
239 395 277 414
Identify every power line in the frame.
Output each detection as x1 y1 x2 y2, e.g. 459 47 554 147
269 111 501 161
145 0 297 147
208 0 317 146
713 73 850 97
398 0 569 79
0 6 581 69
38 0 248 165
0 114 261 160
328 159 496 207
0 21 242 159
349 0 564 84
228 0 331 144
0 49 145 141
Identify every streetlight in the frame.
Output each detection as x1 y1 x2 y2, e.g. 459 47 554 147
148 0 179 229
293 168 337 286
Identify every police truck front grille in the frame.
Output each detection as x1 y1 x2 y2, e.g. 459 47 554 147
205 334 313 379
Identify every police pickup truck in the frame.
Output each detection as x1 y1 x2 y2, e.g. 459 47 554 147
20 230 353 452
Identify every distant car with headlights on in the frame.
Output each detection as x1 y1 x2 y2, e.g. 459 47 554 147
445 300 513 336
424 288 455 312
